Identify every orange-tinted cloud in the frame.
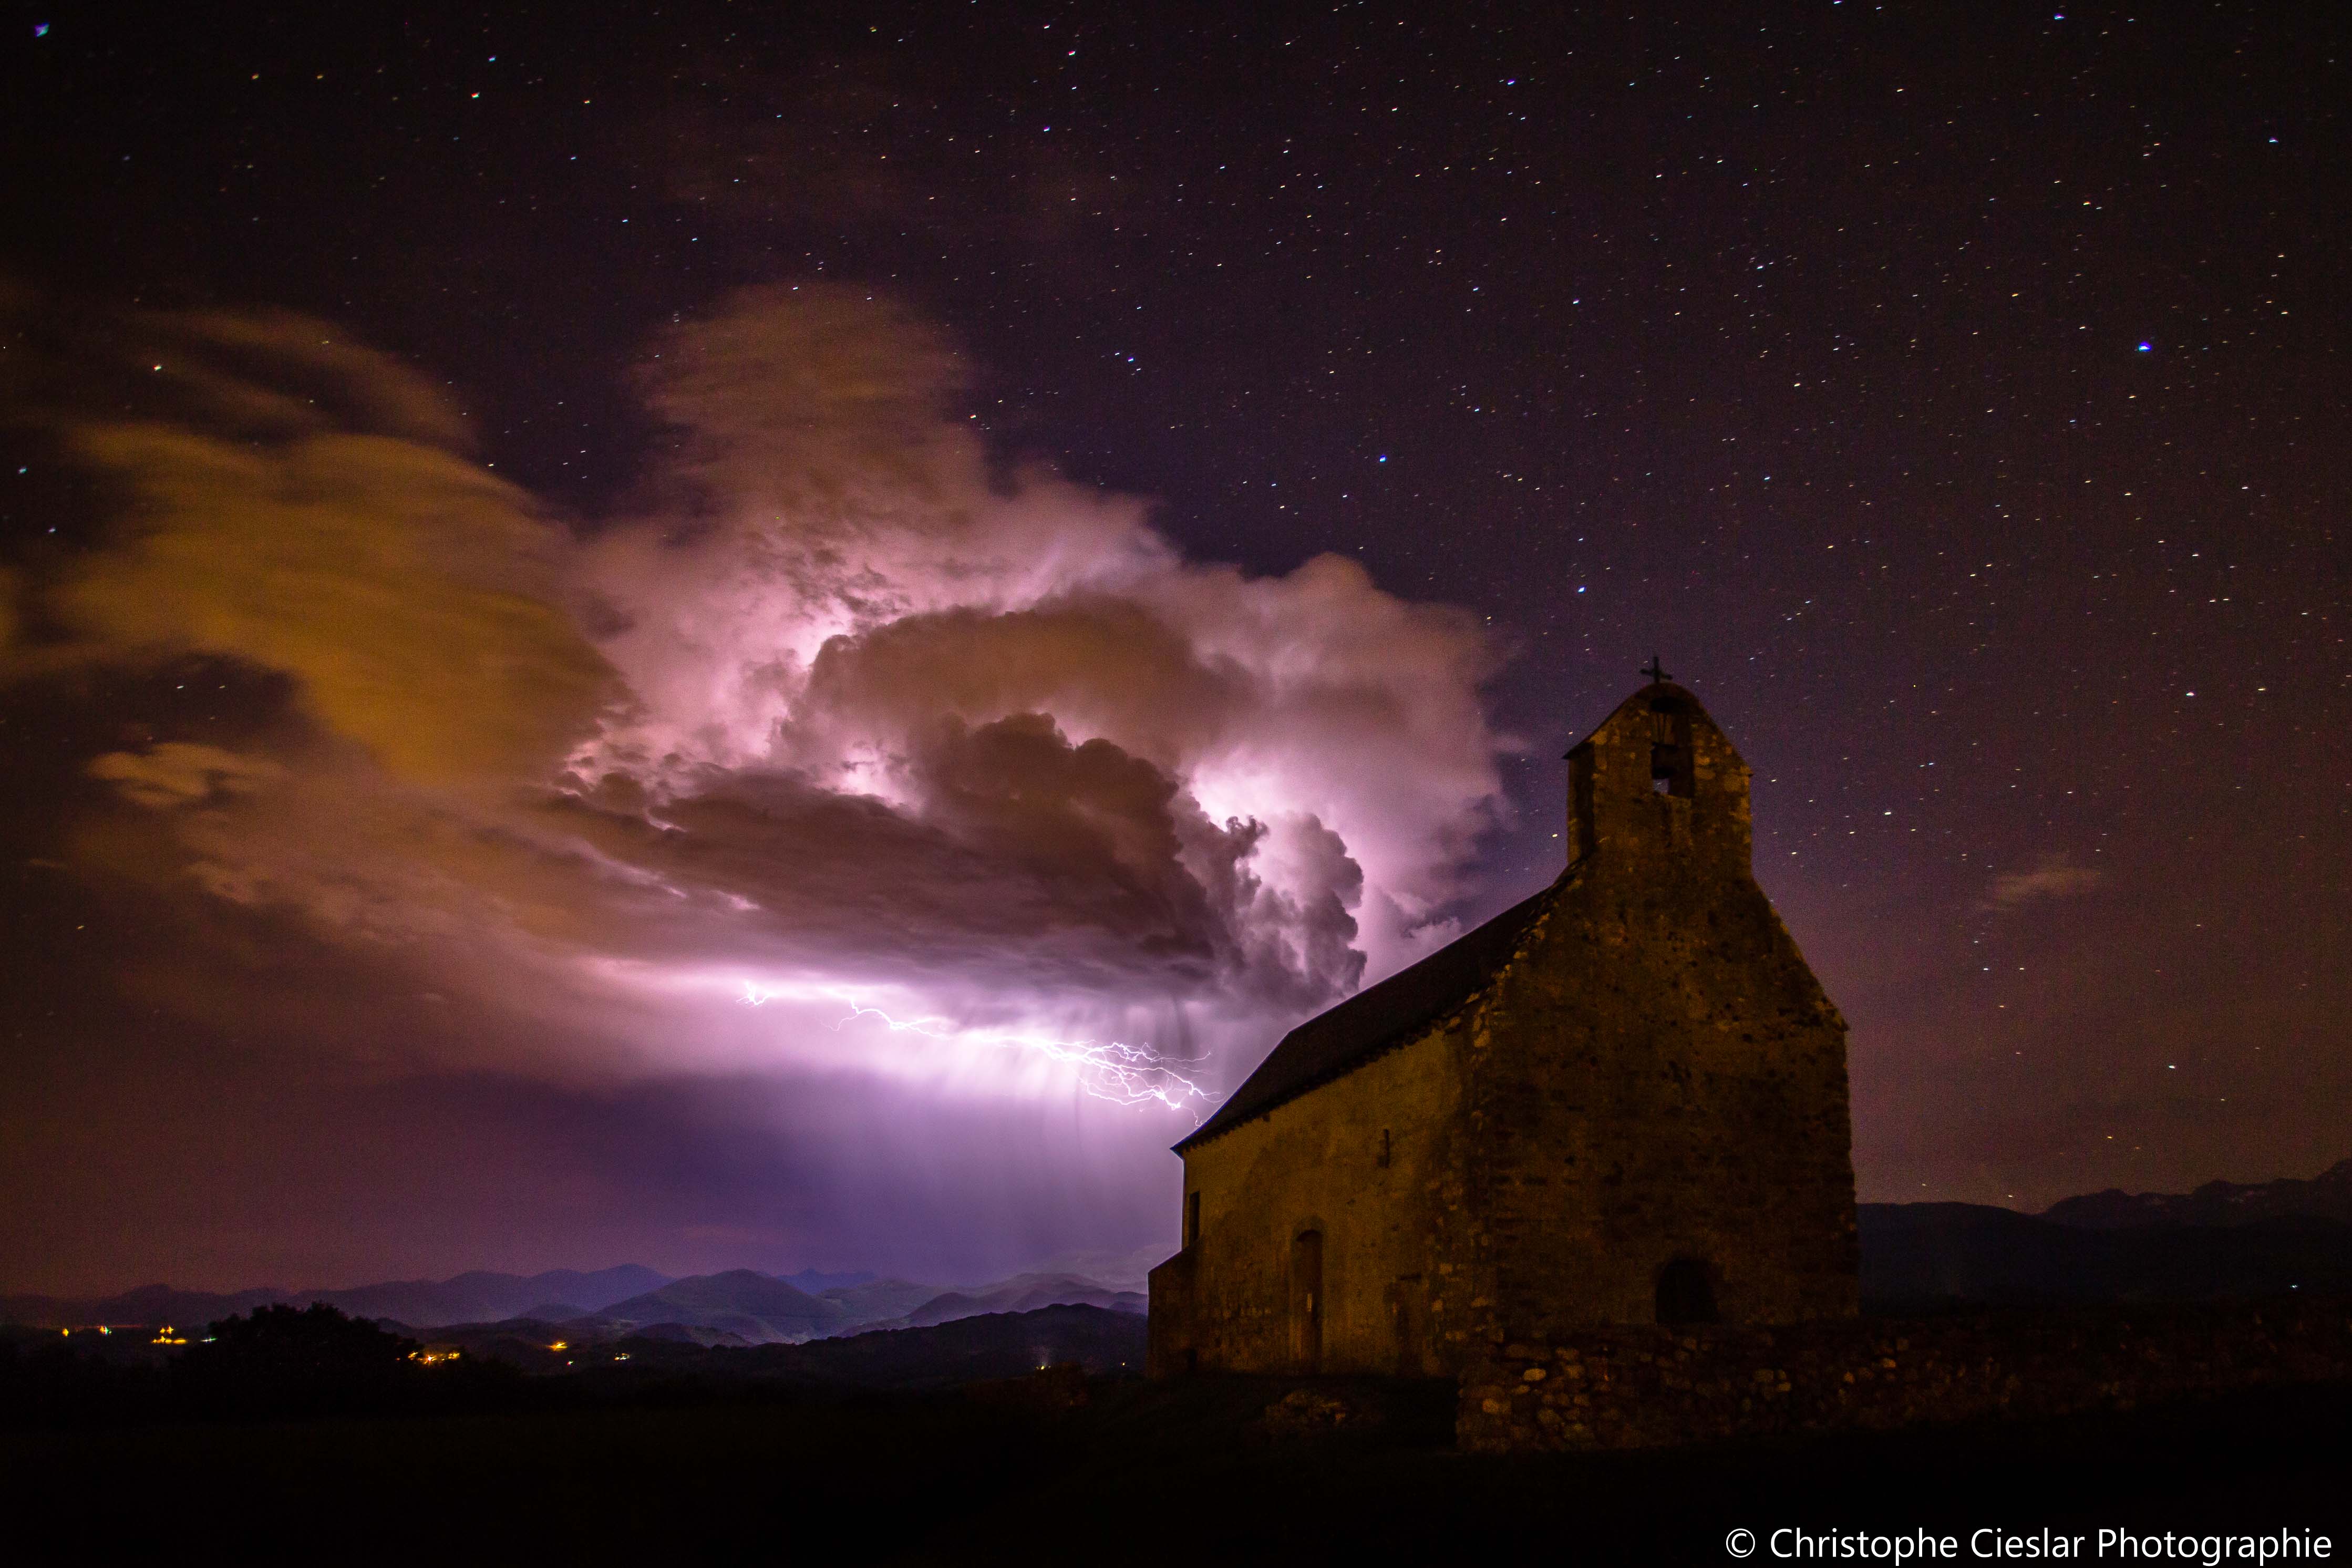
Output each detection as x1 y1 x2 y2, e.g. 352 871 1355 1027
20 282 1506 1097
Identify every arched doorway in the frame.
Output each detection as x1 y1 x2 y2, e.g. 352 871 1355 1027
1655 1257 1720 1325
1290 1229 1324 1370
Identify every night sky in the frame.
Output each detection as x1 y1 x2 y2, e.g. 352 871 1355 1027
2 3 2344 1295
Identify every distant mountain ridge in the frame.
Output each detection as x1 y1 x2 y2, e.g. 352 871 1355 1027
822 1278 940 1328
1861 1156 2352 1306
571 1270 848 1345
0 1282 290 1332
431 1303 1149 1387
0 1265 673 1333
1861 1204 2352 1306
315 1265 674 1326
0 1254 1158 1335
21 1159 2344 1336
1 1253 1160 1345
780 1268 875 1294
899 1272 1146 1328
459 1269 1150 1346
2040 1158 2352 1230
658 1302 1149 1386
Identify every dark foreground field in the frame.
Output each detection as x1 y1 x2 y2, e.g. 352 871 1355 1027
5 1372 2350 1564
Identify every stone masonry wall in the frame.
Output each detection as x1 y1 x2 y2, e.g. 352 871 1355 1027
1464 875 1859 1340
1151 1022 1472 1377
1456 1301 2352 1452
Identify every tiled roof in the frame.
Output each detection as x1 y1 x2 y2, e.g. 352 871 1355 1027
1173 880 1559 1152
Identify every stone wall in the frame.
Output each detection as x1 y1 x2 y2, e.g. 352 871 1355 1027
1464 872 1860 1342
1150 1021 1471 1377
1457 1301 2352 1452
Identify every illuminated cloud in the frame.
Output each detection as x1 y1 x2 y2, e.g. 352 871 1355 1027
19 283 1510 1110
86 742 285 808
1984 856 2108 913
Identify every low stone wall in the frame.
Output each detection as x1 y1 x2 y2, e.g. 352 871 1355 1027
1457 1299 2352 1452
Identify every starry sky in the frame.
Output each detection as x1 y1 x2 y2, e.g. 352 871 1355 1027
1 3 2344 1294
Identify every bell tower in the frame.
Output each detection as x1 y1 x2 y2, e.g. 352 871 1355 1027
1564 667 1752 879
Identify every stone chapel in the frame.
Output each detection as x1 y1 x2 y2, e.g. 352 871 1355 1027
1147 678 1859 1378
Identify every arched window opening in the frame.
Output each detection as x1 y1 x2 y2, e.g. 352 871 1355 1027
1649 700 1695 799
1656 1257 1720 1325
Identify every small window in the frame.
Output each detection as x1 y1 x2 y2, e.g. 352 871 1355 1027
1185 1191 1202 1249
1376 1129 1392 1169
1656 1257 1720 1325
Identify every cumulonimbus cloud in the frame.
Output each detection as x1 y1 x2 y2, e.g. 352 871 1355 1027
13 283 1511 1103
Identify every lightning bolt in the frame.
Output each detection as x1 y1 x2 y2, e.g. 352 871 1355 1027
741 982 1217 1117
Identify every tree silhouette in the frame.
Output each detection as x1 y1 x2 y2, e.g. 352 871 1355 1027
174 1303 422 1415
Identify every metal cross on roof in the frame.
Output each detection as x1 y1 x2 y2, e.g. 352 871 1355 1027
1642 654 1673 685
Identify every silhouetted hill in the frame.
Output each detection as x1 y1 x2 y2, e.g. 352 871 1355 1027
781 1268 875 1294
394 1319 581 1371
580 1270 848 1344
520 1301 592 1322
0 1283 284 1330
2040 1159 2352 1230
0 1266 674 1333
820 1278 942 1330
611 1303 1150 1388
1016 1244 1167 1294
314 1266 672 1326
3 1264 1149 1340
901 1273 1147 1328
1859 1202 2352 1307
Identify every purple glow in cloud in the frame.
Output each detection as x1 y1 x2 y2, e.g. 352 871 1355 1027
13 283 1509 1275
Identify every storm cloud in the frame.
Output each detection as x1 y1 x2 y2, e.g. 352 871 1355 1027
2 282 1508 1284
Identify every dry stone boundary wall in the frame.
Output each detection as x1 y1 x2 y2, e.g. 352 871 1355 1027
1457 1300 2352 1451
